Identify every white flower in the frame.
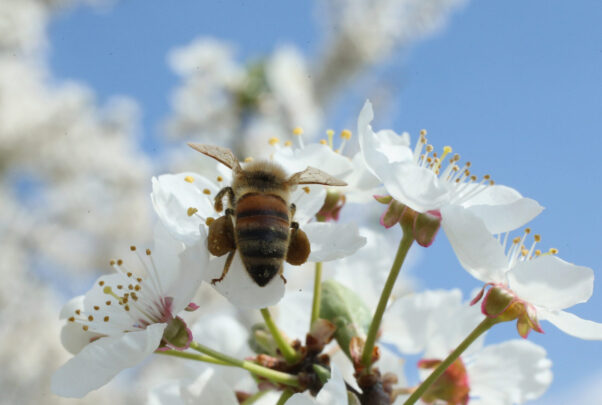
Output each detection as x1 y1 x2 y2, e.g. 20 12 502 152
385 290 552 404
357 100 543 239
445 206 602 340
51 226 208 398
151 158 366 308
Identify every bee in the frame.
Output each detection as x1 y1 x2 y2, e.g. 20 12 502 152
189 143 347 287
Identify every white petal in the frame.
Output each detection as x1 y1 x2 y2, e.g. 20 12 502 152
468 340 552 403
464 185 543 234
191 313 250 357
381 162 449 212
272 143 353 178
147 379 184 405
341 152 383 204
305 222 367 262
206 252 286 308
540 310 602 340
441 205 508 283
151 173 219 244
180 368 238 404
508 255 594 310
357 100 412 182
52 323 166 398
291 185 327 224
60 322 103 355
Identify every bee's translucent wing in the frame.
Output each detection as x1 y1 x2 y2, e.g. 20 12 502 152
288 166 347 186
188 143 242 172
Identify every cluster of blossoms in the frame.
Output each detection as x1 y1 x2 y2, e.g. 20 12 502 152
52 101 601 404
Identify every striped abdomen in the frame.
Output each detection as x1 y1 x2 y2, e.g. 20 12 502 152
235 193 290 286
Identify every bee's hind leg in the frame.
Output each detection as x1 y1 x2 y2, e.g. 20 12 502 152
211 250 236 285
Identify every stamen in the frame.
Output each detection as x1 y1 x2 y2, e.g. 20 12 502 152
184 176 194 183
284 140 292 147
319 139 327 145
340 129 352 140
293 127 305 148
268 137 280 146
202 188 211 195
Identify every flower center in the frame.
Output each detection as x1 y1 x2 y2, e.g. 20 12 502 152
68 247 173 334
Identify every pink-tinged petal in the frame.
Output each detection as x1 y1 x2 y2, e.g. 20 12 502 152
185 302 200 311
508 255 594 310
305 222 367 262
357 100 412 182
464 185 543 234
151 173 219 244
51 323 166 398
205 252 286 309
468 340 552 403
440 205 508 283
540 310 602 340
381 162 449 213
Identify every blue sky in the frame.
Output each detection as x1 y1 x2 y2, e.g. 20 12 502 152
48 1 602 402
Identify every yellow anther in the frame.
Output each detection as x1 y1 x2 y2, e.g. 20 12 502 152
75 309 81 315
340 129 352 140
549 248 558 254
146 248 151 256
534 234 541 242
117 285 123 290
126 272 132 277
88 315 94 321
440 146 452 160
483 175 491 180
284 140 292 147
105 300 111 306
109 260 115 266
244 157 254 163
302 186 310 194
217 176 223 182
319 139 327 145
82 325 89 331
99 280 105 287
184 176 194 183
524 228 531 234
205 217 215 226
93 305 99 311
420 129 427 136
512 237 521 244
202 188 211 195
68 316 75 322
117 259 123 266
104 316 109 322
268 137 280 146
293 127 304 136
535 249 542 256
326 129 335 137
124 305 130 311
470 175 477 181
136 277 142 282
187 207 198 217
426 145 434 152
521 248 529 256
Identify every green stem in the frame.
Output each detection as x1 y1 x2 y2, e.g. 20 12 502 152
241 390 269 405
310 261 323 327
403 317 498 405
190 341 300 388
260 307 300 364
156 349 231 366
276 389 294 405
361 232 414 369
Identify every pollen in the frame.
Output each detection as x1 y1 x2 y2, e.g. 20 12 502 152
293 127 304 136
302 186 311 194
184 176 194 183
205 217 215 226
268 137 280 146
187 207 198 217
146 249 151 256
340 129 352 140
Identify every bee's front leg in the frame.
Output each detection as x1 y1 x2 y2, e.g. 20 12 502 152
207 211 236 285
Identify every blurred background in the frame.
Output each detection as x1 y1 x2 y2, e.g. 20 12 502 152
1 0 601 403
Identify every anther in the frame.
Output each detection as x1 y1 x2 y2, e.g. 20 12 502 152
535 250 542 256
117 285 123 290
109 260 115 266
99 281 105 287
341 129 352 140
104 316 109 322
420 129 427 136
75 309 81 315
293 127 304 136
203 188 211 195
124 305 130 311
205 217 215 226
549 248 558 254
106 301 111 306
302 186 310 194
130 246 136 251
217 176 223 182
82 325 89 331
525 228 531 234
117 259 123 266
483 175 490 180
88 315 94 321
187 207 198 217
128 284 134 290
319 139 327 145
513 237 521 244
68 316 75 322
268 137 280 146
284 140 292 147
244 157 254 163
93 305 100 311
146 249 151 256
134 285 141 291
426 145 434 152
184 176 194 183
534 234 541 242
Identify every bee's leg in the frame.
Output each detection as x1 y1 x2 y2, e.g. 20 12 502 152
214 187 235 213
207 213 236 257
279 272 288 284
211 250 236 285
286 222 311 266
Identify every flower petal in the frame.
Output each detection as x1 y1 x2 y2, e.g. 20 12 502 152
540 310 602 340
305 222 367 262
291 185 327 224
51 323 166 398
468 340 552 403
180 368 239 404
272 143 353 179
205 252 286 308
441 205 508 283
464 185 543 234
151 173 220 244
508 255 594 310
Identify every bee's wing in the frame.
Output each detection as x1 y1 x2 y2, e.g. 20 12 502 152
188 143 242 172
288 166 347 186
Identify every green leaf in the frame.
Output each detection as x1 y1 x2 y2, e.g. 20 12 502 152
320 280 372 358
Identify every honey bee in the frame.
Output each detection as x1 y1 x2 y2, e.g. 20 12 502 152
189 143 347 287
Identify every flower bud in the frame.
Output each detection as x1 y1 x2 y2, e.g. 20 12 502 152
161 316 192 351
317 190 346 222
